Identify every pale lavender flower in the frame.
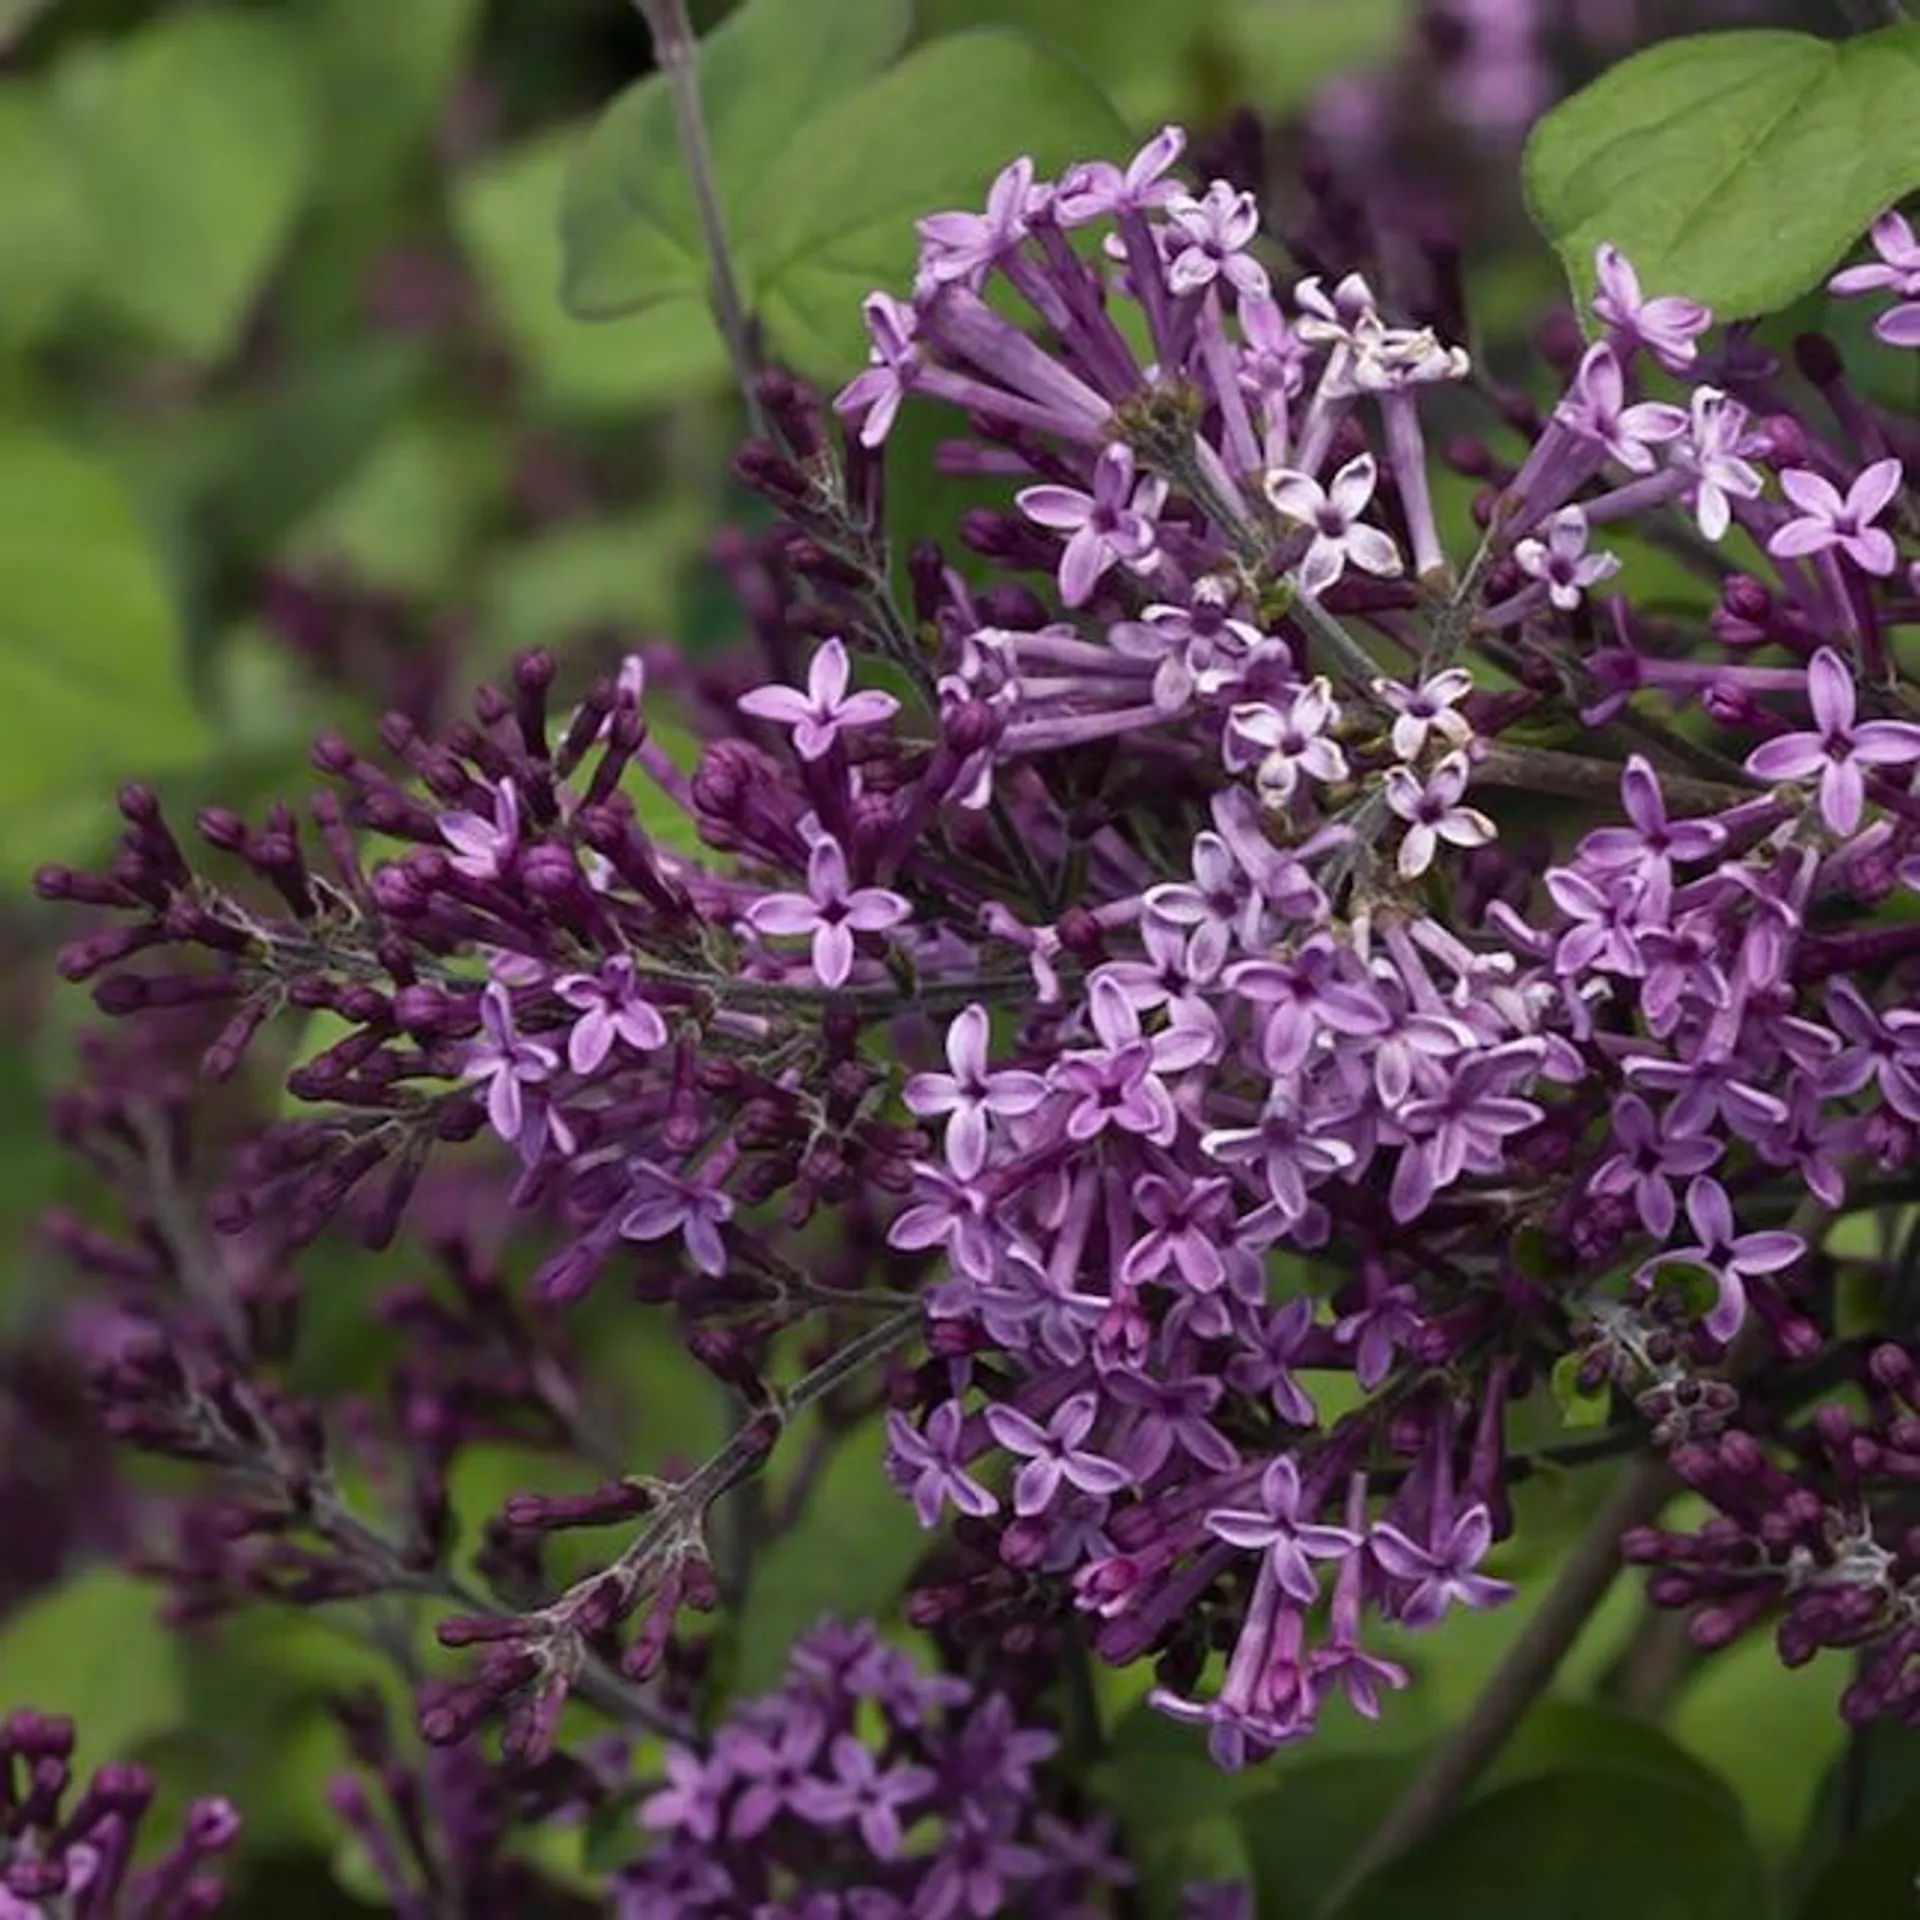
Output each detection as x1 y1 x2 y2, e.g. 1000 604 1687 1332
1371 1503 1514 1627
1829 209 1920 348
743 834 911 987
1744 647 1920 835
1653 1175 1804 1342
1222 678 1348 804
737 636 900 761
553 954 667 1074
1579 754 1725 919
1264 452 1403 597
1555 343 1687 473
1513 506 1619 610
1050 974 1180 1145
1164 182 1269 300
1017 444 1167 606
1768 461 1904 577
1205 1456 1356 1605
1054 125 1186 225
886 1402 998 1528
836 292 919 446
616 1161 734 1277
903 1003 1046 1178
440 778 520 881
1384 754 1496 878
917 156 1036 287
1675 386 1763 540
463 982 557 1143
791 1736 935 1860
984 1392 1131 1517
1372 667 1475 762
1591 242 1712 371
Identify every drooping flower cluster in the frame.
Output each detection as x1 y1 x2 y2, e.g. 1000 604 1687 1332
34 107 1920 1858
0 1712 239 1917
618 1618 1128 1918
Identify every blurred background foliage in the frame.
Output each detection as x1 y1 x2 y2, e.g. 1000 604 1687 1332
1 0 1910 1914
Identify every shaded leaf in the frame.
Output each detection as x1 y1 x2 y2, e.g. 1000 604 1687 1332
746 30 1133 375
0 433 207 881
1338 1766 1772 1920
734 1419 928 1692
1795 1812 1920 1919
0 1568 184 1776
52 11 318 360
0 80 87 349
560 0 911 320
1523 25 1920 321
458 128 730 412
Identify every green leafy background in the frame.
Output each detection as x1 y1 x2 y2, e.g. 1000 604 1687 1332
3 0 1917 1913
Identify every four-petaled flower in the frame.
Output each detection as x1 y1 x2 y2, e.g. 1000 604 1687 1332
1205 1457 1357 1604
1264 452 1403 597
1768 460 1904 577
463 982 557 1143
887 1400 1000 1529
904 1003 1048 1177
1675 386 1763 540
617 1160 734 1278
917 156 1037 288
836 292 919 447
1651 1175 1804 1343
1555 343 1687 473
1744 646 1920 835
743 835 911 988
1829 209 1920 348
1588 1092 1721 1239
1054 124 1185 225
738 636 900 761
1017 444 1168 607
440 778 520 881
1222 678 1349 804
1050 974 1181 1145
554 954 667 1074
1591 242 1712 371
1371 1503 1514 1627
1384 754 1496 878
791 1735 935 1860
1372 667 1474 763
984 1392 1132 1516
1514 507 1619 611
1164 183 1269 300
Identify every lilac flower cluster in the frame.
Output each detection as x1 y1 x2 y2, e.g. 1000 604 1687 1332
0 1712 238 1917
34 103 1920 1869
619 1618 1127 1919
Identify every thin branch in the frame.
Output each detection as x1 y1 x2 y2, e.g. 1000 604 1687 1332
1311 1452 1675 1920
631 0 766 438
1473 742 1751 816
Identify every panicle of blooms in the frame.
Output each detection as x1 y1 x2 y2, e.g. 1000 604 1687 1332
0 1711 239 1917
616 1618 1135 1918
38 106 1920 1803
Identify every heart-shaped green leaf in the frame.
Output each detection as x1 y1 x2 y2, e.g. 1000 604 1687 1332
1523 24 1920 321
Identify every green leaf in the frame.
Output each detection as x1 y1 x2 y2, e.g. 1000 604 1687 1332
1550 1350 1612 1428
1672 1627 1846 1855
307 0 483 202
1483 1699 1742 1815
1792 1720 1920 1900
52 10 319 361
1796 1813 1920 1919
1523 25 1920 322
1338 1767 1773 1920
458 127 730 413
746 30 1133 374
282 414 506 592
734 1418 928 1692
0 1568 185 1776
560 0 912 321
0 81 87 350
475 507 709 663
1241 1754 1427 1918
1092 1700 1285 1834
0 433 207 883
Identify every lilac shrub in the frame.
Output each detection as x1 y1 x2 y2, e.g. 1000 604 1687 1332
28 97 1920 1910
